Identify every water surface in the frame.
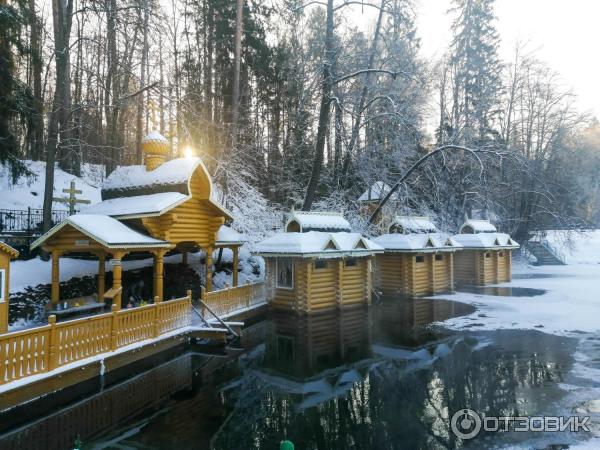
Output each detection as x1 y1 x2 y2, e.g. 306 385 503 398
0 297 587 450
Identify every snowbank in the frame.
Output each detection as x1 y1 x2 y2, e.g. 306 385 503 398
538 230 600 265
0 160 101 211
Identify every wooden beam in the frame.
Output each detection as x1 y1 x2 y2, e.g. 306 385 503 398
232 247 239 287
98 253 106 302
153 250 166 301
110 251 127 310
51 250 61 305
205 247 213 292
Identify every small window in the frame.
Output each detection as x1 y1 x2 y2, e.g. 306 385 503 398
435 254 444 261
315 259 328 270
499 251 504 257
415 255 425 263
276 258 294 289
485 252 491 258
0 269 4 302
345 258 358 267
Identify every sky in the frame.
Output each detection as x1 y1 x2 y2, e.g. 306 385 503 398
416 0 600 119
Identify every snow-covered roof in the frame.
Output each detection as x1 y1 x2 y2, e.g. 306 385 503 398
216 225 244 245
255 231 383 258
389 216 437 234
373 233 462 253
31 214 173 250
0 241 19 258
285 211 351 233
452 233 519 249
357 181 398 202
459 219 497 234
103 157 202 192
81 192 188 218
142 130 168 144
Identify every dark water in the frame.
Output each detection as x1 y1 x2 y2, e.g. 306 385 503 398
0 298 585 450
456 285 548 297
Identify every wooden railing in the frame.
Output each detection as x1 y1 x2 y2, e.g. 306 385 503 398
0 294 192 386
201 281 266 318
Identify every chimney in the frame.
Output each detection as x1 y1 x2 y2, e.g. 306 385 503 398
142 131 169 171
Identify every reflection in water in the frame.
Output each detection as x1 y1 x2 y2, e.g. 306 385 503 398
0 298 579 450
456 285 547 297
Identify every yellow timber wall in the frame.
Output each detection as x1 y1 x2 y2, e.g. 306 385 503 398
265 257 372 314
141 170 225 247
375 252 454 296
454 249 512 285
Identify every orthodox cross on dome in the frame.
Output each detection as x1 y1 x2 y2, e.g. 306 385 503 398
53 181 91 215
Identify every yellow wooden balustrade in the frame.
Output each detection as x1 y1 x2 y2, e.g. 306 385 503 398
0 324 51 384
201 282 265 317
0 293 192 386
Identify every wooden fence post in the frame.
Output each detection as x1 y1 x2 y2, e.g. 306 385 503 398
110 304 119 351
200 287 207 317
48 315 58 370
153 297 161 337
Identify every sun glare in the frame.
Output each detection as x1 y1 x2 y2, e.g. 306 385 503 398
182 146 194 158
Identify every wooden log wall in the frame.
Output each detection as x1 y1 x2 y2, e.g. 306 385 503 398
376 252 454 296
267 256 373 314
454 250 513 285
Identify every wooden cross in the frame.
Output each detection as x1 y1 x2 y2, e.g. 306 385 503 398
53 181 91 215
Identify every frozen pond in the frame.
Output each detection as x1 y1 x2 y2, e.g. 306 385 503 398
0 291 596 449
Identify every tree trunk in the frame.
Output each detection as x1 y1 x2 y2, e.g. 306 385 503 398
231 0 244 142
302 0 334 211
43 0 74 232
29 0 44 161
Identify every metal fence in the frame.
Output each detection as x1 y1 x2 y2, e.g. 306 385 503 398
0 208 69 235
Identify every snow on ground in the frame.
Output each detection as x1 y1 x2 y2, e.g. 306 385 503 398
436 230 600 336
0 161 101 211
539 230 600 264
437 262 600 337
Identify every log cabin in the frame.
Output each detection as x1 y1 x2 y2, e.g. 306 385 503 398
32 131 240 311
0 241 19 333
452 219 520 285
372 216 462 296
357 181 397 230
256 212 383 314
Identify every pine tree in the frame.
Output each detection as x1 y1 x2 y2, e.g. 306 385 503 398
0 0 31 181
449 0 502 144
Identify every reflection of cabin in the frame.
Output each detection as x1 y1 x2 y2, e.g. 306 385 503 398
254 308 373 410
264 308 370 379
0 242 19 333
372 216 461 296
452 219 520 285
256 212 383 314
32 131 237 311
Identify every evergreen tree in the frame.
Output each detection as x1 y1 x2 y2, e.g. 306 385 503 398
0 0 31 181
449 0 502 144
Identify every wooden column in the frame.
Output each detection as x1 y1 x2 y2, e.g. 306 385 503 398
494 251 500 283
153 250 166 301
182 251 188 266
336 260 344 307
97 253 106 301
365 258 372 305
507 250 512 282
429 254 436 295
205 247 213 292
232 246 239 287
51 250 61 305
449 253 455 291
111 252 125 310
